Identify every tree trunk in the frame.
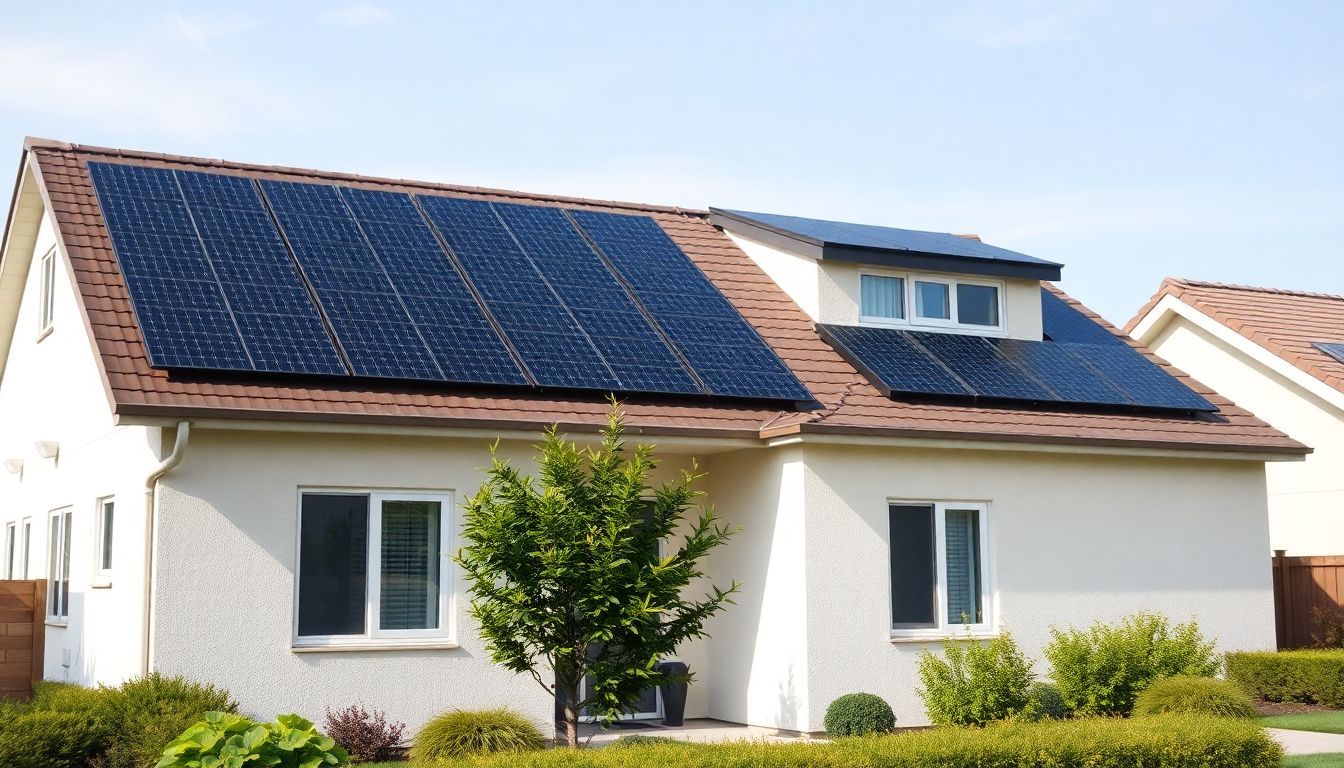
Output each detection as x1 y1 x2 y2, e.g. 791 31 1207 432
554 671 582 748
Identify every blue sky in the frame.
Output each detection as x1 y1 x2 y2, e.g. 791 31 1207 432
1 1 1340 324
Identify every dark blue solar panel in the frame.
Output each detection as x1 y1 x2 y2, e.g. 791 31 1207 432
1058 342 1216 411
911 332 1053 401
88 162 252 370
989 338 1131 406
339 188 528 386
569 210 812 401
259 180 443 381
817 325 970 397
1314 342 1344 365
175 170 346 376
491 203 700 395
415 195 621 391
1040 289 1122 345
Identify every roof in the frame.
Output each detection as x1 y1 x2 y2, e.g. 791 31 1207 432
7 138 1304 456
1128 278 1344 397
708 207 1063 282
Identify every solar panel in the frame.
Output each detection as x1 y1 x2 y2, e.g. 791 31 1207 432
989 338 1130 406
1313 342 1344 365
258 180 444 381
569 210 812 401
338 188 528 386
911 332 1053 401
1040 289 1121 345
1058 342 1216 412
816 325 971 397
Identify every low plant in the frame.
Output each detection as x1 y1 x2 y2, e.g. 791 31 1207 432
155 711 348 768
1133 676 1257 718
917 631 1036 726
1025 681 1069 720
1044 612 1219 716
1310 607 1344 649
410 708 545 760
609 735 689 748
98 673 238 768
29 680 113 712
822 692 896 736
0 707 108 768
1226 649 1344 708
324 704 405 763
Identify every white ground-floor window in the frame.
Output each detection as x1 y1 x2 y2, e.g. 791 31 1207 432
93 498 115 585
293 490 453 647
889 501 991 636
47 508 72 623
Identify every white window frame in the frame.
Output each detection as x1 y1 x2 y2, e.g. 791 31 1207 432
3 522 15 579
292 489 455 650
888 500 993 640
858 268 1007 335
20 518 32 579
47 508 72 624
92 497 115 586
38 246 56 337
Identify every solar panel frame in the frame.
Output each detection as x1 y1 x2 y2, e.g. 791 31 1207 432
1313 341 1344 365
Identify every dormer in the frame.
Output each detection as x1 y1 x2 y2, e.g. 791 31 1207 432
709 208 1062 341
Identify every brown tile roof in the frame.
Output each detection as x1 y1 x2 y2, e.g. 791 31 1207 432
1128 277 1344 397
19 138 1304 456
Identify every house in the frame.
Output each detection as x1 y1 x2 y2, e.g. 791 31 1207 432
0 138 1306 732
1128 279 1344 557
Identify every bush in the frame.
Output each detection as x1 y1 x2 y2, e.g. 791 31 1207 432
1133 676 1257 718
822 693 896 736
0 707 108 768
917 632 1035 726
324 704 406 763
1044 612 1219 716
1226 650 1344 708
156 711 347 768
98 673 238 768
610 735 689 748
1310 607 1344 649
411 708 546 759
30 680 113 712
1026 682 1069 720
395 715 1280 768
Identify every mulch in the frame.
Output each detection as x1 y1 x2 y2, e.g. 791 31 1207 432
1256 700 1341 716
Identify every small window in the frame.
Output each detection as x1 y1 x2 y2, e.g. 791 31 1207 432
20 518 32 579
914 280 951 321
95 498 115 580
956 284 1000 327
48 509 72 622
860 274 905 321
296 491 452 645
889 501 990 633
38 247 56 334
3 523 14 579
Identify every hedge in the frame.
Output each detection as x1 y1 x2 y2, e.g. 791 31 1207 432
422 715 1280 768
1226 650 1344 708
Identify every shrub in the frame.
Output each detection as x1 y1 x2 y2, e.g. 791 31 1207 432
1044 612 1219 716
324 704 406 763
388 715 1280 768
411 708 545 759
1133 676 1257 718
30 680 113 712
156 711 347 768
917 632 1035 726
610 735 689 748
0 683 111 768
1025 681 1069 720
98 673 238 768
822 693 896 736
1310 607 1344 649
1226 650 1344 708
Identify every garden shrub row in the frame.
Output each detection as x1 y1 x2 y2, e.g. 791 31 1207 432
424 715 1280 768
1226 649 1344 708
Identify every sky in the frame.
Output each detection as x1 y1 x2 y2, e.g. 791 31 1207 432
0 1 1340 324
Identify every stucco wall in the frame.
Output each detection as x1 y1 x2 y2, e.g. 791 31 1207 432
0 208 159 686
1147 316 1344 555
799 442 1275 730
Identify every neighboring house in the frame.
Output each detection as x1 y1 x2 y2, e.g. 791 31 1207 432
1129 279 1343 556
0 138 1306 732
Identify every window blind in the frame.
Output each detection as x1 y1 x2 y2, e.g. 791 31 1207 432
379 500 440 631
944 509 982 624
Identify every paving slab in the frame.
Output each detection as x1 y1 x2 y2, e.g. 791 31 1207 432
1269 727 1344 756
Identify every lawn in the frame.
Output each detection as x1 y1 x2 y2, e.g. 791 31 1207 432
1261 712 1344 735
1281 755 1344 768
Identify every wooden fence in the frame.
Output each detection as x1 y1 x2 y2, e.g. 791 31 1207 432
0 579 45 699
1273 551 1344 649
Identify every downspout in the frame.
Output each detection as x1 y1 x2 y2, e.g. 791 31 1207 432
141 422 190 676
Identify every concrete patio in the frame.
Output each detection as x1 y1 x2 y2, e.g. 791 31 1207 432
582 719 814 745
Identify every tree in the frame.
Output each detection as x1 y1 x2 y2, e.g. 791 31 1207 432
457 403 739 747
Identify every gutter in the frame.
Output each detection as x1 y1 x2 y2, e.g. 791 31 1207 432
141 422 190 676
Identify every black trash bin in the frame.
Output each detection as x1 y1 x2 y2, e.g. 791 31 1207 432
658 660 689 727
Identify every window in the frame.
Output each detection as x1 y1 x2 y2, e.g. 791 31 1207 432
20 518 31 579
889 501 989 634
38 247 56 334
859 270 1005 332
295 491 452 645
94 498 115 582
48 509 72 622
3 523 14 579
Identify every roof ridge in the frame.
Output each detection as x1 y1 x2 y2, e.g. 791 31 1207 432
22 136 708 217
1169 276 1344 302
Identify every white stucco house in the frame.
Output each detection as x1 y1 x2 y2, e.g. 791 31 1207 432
1128 279 1344 557
0 138 1306 732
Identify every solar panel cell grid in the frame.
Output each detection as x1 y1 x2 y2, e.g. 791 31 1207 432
910 332 1053 401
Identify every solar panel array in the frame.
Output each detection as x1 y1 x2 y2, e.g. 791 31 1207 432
88 162 811 403
1313 342 1344 366
819 289 1216 413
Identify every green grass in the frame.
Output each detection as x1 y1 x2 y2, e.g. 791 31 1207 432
1261 712 1344 735
1281 754 1344 768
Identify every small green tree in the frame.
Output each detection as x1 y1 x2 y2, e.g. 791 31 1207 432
458 403 739 747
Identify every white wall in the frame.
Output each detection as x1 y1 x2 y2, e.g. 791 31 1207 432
798 442 1275 730
1145 315 1344 556
0 207 160 687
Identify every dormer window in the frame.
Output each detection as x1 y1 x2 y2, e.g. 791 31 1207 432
861 270 1004 333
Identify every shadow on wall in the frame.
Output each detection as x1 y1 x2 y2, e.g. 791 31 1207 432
775 663 801 731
